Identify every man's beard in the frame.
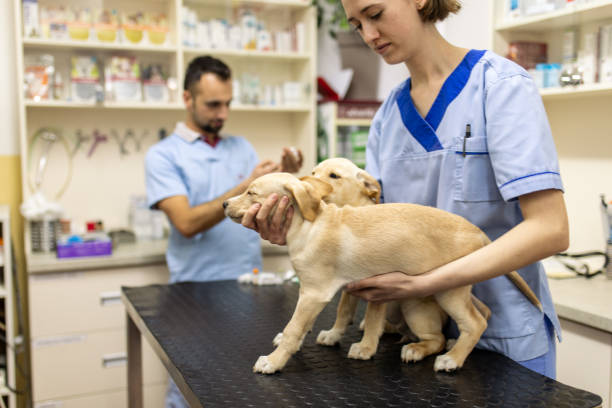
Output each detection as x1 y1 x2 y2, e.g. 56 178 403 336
194 117 223 135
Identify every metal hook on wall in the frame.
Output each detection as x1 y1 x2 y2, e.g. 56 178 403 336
71 129 91 157
88 129 108 158
111 129 130 157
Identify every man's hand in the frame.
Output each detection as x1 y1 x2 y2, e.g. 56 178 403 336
241 193 294 245
250 160 280 180
280 147 303 173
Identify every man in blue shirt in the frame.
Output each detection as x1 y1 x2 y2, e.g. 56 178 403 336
145 56 302 407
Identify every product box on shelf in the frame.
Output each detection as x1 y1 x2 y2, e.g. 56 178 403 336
336 100 381 119
94 9 119 43
24 54 55 100
70 56 100 103
106 56 142 102
142 64 169 103
600 24 612 83
67 8 93 41
56 232 112 259
507 41 548 70
22 0 40 38
145 12 170 46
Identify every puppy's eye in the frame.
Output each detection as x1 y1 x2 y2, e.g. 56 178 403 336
247 191 254 196
329 172 340 179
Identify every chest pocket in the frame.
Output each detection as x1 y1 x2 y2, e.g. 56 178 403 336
453 136 503 202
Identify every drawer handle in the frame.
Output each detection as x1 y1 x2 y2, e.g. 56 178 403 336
99 291 122 306
102 352 127 368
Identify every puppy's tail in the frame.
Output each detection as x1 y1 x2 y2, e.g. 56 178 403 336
506 271 543 312
479 232 542 312
471 294 491 321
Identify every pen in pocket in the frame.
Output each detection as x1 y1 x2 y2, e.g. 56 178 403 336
462 124 471 157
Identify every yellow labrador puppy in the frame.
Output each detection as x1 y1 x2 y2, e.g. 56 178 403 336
224 171 539 374
310 158 539 363
309 159 407 349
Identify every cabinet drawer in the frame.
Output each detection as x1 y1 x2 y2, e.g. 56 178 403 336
31 329 167 401
29 265 168 337
34 382 167 408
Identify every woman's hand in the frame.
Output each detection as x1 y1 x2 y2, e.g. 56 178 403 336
345 272 433 302
241 193 294 245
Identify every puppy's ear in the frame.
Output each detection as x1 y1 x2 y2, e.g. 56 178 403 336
299 176 333 199
286 179 324 222
357 171 382 204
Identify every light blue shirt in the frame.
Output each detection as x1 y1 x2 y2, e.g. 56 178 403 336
366 50 562 361
145 122 262 283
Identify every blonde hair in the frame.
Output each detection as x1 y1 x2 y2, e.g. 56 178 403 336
419 0 461 22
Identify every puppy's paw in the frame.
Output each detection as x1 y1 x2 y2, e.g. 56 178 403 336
317 329 342 346
434 354 459 372
348 342 375 360
358 319 365 331
445 338 457 351
401 343 426 363
273 332 283 347
253 356 279 374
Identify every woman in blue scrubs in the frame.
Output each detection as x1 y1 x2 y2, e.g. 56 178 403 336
244 0 569 379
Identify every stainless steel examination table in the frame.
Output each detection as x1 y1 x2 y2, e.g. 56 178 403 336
121 280 602 408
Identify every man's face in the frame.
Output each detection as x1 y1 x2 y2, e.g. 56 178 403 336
185 73 232 135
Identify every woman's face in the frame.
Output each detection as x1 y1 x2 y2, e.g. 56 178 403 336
341 0 425 65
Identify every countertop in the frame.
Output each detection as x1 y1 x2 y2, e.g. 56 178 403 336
27 238 288 274
548 274 612 333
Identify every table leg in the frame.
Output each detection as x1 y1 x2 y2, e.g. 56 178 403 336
127 312 143 408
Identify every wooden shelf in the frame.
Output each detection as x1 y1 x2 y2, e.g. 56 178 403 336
496 0 612 32
23 38 176 53
24 100 311 112
183 47 310 61
230 103 311 112
336 118 372 127
540 82 612 100
185 0 311 9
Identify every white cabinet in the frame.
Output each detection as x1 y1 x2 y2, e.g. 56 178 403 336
28 264 169 407
556 318 612 408
0 207 16 408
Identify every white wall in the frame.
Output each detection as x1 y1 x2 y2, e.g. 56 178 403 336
443 0 492 50
0 0 19 156
375 0 493 101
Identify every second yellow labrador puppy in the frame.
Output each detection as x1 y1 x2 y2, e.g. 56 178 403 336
223 171 538 374
311 158 539 362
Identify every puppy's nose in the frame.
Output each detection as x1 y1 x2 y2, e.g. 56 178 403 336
222 201 228 209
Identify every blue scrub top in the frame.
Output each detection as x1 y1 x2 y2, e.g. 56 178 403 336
366 50 563 361
145 122 262 283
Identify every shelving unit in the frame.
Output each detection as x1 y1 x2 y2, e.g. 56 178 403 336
15 0 316 247
14 0 316 406
317 100 380 167
495 0 612 32
492 2 612 408
0 206 16 408
493 0 612 101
